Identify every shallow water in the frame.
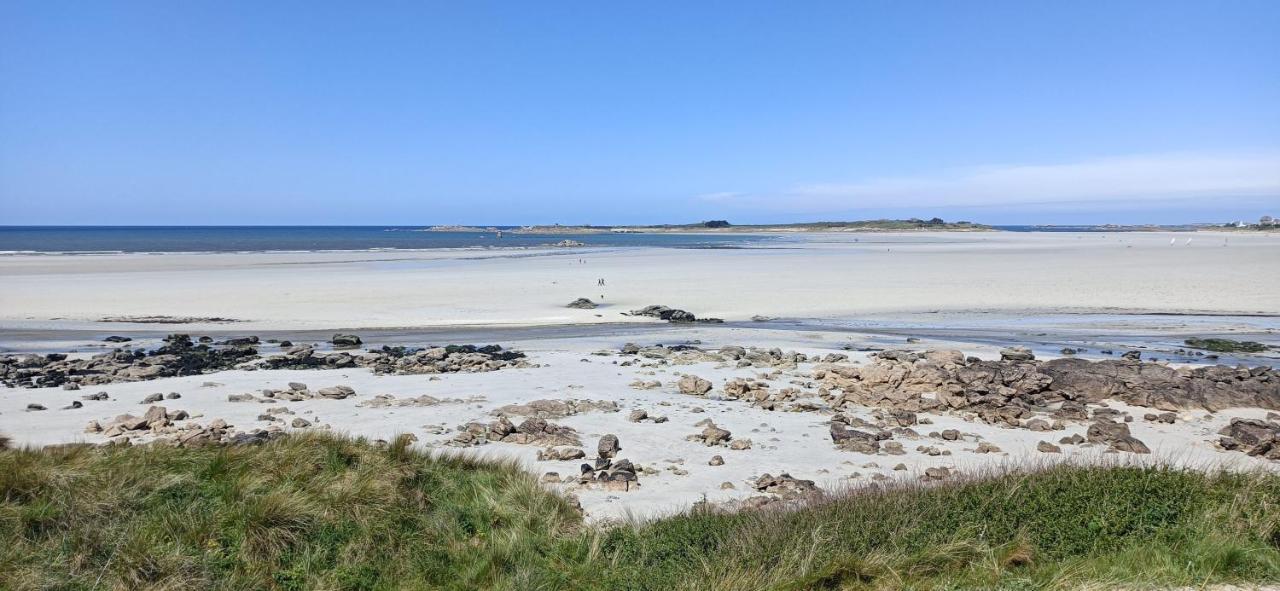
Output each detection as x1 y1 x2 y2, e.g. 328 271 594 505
0 226 777 253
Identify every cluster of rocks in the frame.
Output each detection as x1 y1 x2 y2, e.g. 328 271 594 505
722 378 815 411
2 333 530 389
1218 417 1280 460
620 342 841 370
540 435 641 492
84 406 281 447
2 334 258 388
227 383 356 403
490 398 618 418
359 393 479 408
627 409 668 423
448 416 581 447
256 344 528 376
625 305 723 324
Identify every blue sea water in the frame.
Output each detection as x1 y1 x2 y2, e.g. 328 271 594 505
0 226 775 254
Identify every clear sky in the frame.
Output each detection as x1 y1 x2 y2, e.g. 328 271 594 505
2 1 1278 225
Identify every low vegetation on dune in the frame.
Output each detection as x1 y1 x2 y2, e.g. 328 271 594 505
3 433 1279 590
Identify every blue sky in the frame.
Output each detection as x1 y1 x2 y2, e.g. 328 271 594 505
2 1 1277 225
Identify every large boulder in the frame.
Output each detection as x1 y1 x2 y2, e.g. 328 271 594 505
678 375 713 395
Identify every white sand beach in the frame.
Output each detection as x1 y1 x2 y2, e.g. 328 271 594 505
1 231 1276 331
2 231 1279 521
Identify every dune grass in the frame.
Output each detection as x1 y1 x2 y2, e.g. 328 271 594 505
2 433 1279 590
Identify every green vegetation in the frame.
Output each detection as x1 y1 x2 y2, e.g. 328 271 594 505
4 434 1280 590
1185 337 1271 353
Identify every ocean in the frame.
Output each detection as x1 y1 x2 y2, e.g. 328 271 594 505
0 226 775 254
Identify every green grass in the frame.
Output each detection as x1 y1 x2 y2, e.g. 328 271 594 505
3 434 1279 590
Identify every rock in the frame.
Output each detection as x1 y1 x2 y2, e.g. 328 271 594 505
709 455 724 466
26 403 46 411
974 442 1002 454
1219 418 1279 448
142 405 169 427
316 385 355 399
62 383 80 391
940 429 961 441
139 393 164 404
598 434 621 459
728 439 752 450
1024 419 1052 432
1059 434 1085 445
753 473 819 500
227 393 255 402
698 423 733 446
1037 441 1062 453
628 409 648 422
537 447 586 461
1144 412 1176 424
331 334 362 347
566 298 597 309
1000 346 1036 361
677 375 713 395
165 392 181 400
291 418 312 428
1086 420 1150 454
83 392 109 401
1122 350 1142 360
104 336 132 343
924 467 952 481
62 400 83 410
830 421 882 454
629 304 696 322
541 472 561 483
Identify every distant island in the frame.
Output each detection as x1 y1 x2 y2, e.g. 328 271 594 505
422 218 992 234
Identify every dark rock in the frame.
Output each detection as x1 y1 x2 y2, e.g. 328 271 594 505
331 334 362 347
566 298 597 309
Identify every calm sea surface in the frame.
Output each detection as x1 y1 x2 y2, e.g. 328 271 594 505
0 226 775 253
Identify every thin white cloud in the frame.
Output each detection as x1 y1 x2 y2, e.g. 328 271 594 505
703 152 1280 212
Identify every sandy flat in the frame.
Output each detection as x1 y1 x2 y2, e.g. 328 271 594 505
2 326 1277 521
1 231 1277 332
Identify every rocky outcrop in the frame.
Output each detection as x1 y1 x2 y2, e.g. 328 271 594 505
813 349 1280 416
626 305 723 324
448 416 580 448
566 298 597 309
1 336 529 388
257 344 528 376
84 410 279 448
1 334 258 388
